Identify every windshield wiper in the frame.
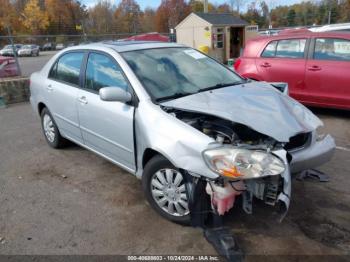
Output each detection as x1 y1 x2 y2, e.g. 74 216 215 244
155 92 193 102
197 81 246 93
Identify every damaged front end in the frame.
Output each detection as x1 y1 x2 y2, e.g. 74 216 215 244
164 107 292 221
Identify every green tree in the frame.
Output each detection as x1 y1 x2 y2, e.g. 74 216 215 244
287 9 296 26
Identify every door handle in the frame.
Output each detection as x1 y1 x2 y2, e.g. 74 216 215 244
78 96 88 105
46 84 53 91
260 62 271 68
308 65 321 71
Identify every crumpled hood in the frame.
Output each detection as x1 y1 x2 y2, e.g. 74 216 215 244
161 82 322 142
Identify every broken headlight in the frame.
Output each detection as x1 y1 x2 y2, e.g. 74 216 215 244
203 147 285 179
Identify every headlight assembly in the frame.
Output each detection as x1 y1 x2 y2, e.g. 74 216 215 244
316 126 326 141
203 147 285 179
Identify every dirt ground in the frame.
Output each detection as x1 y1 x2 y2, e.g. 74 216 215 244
0 103 349 260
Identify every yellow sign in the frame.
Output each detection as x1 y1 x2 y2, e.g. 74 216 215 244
204 31 211 39
76 25 82 30
198 45 209 54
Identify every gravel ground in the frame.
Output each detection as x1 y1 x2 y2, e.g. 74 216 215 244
0 103 349 260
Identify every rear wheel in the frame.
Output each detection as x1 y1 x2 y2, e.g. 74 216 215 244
40 108 67 148
142 155 190 225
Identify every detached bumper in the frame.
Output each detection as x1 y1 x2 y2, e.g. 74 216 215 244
290 134 335 173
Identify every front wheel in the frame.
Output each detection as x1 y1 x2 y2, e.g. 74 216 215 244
40 108 67 148
142 155 191 225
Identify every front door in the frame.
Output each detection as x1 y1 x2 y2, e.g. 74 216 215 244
45 51 85 143
77 52 135 171
304 37 350 108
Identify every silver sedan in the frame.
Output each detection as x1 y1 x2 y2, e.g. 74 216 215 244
18 44 40 57
30 42 335 224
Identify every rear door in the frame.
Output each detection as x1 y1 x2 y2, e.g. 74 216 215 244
304 37 350 109
256 38 308 101
77 51 136 172
45 51 85 143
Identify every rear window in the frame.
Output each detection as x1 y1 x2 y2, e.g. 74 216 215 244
261 39 306 59
314 38 350 61
276 39 306 58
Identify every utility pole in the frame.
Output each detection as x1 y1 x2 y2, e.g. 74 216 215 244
328 10 331 24
81 20 87 42
204 0 208 13
6 26 21 76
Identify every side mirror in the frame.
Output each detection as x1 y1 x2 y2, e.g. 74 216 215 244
99 87 132 103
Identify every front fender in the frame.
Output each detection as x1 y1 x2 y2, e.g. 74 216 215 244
134 100 219 180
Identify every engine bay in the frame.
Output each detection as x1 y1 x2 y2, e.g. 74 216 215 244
163 106 288 217
165 107 282 149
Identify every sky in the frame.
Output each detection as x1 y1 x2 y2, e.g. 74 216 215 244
81 0 304 11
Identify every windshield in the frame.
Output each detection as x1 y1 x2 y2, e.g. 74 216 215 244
22 45 32 49
121 47 243 101
4 45 11 49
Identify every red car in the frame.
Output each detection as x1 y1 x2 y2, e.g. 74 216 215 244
234 31 350 110
123 32 169 42
0 56 19 78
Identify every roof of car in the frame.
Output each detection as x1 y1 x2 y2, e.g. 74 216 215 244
80 41 185 53
250 30 350 43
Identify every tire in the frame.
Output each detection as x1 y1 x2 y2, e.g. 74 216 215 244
142 155 191 225
40 108 67 148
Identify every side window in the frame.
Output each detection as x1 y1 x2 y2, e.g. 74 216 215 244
49 52 84 86
275 39 306 58
215 28 224 49
261 41 277 57
314 38 350 61
49 62 57 78
85 53 128 92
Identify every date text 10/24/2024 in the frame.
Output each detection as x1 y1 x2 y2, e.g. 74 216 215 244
127 255 220 261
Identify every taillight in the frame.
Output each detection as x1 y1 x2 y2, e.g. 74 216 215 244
234 58 241 71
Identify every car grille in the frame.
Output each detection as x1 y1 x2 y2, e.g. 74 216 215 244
284 132 311 151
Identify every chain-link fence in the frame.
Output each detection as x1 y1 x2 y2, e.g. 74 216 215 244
0 33 174 79
0 32 174 106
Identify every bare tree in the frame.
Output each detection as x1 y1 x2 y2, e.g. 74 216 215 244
229 0 243 13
